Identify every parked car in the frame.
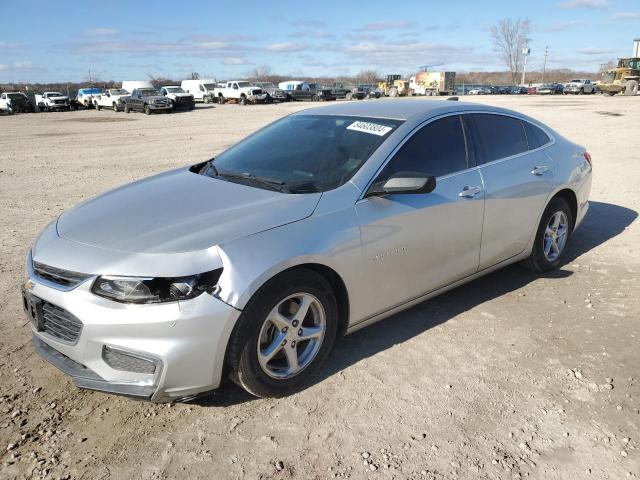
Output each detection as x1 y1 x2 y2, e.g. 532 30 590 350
278 81 336 101
359 85 381 98
159 86 195 110
329 83 359 100
0 96 12 114
0 92 35 113
527 86 538 95
563 79 596 95
537 83 564 95
468 87 489 95
119 88 172 114
24 100 592 402
77 88 103 108
180 79 217 103
510 86 528 95
35 92 70 112
252 82 288 102
94 89 130 111
215 81 268 105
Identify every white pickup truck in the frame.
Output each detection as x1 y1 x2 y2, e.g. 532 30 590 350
35 92 70 111
93 88 130 111
563 79 596 94
215 81 268 105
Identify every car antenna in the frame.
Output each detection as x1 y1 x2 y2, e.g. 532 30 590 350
447 96 459 101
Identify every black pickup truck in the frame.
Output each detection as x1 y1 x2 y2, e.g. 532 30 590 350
119 88 173 114
286 83 336 102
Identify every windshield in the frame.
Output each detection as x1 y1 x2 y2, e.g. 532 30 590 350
80 88 102 95
569 79 581 83
307 84 320 89
203 83 216 91
138 89 160 97
7 93 24 99
48 92 63 97
165 87 185 93
205 115 403 193
110 89 128 95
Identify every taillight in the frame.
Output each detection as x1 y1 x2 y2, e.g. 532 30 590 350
583 151 592 167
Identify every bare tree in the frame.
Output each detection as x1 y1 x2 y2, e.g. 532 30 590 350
251 65 273 81
491 18 531 84
356 69 381 85
190 72 200 80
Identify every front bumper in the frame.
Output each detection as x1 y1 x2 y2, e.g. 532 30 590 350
149 103 172 110
24 252 241 402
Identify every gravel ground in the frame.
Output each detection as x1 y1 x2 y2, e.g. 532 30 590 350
1 96 639 480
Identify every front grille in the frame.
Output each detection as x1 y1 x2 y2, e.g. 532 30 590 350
54 100 66 105
41 302 83 344
33 262 91 288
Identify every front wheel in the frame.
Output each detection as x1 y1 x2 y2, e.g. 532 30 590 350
228 269 338 398
124 104 130 114
113 102 120 112
144 105 151 115
624 80 638 96
522 197 573 272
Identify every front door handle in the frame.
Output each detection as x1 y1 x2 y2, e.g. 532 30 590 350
531 165 550 176
458 186 482 198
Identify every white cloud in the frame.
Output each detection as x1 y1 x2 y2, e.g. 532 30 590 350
0 41 22 49
222 57 247 65
14 61 33 68
0 64 8 71
265 42 306 52
357 21 416 31
85 28 119 36
610 12 640 20
559 0 608 9
579 47 612 55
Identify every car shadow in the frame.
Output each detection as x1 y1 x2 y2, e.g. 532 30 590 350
191 201 637 407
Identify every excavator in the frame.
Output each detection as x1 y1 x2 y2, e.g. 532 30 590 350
377 74 410 97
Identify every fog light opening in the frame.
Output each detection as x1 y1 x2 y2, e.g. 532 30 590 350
102 346 158 375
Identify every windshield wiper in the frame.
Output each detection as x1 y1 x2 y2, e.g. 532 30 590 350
216 170 287 193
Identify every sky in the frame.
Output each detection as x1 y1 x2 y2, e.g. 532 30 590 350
0 0 638 83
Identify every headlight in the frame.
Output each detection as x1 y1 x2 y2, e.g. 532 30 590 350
91 269 222 304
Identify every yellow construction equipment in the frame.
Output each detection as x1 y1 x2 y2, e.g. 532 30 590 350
599 39 640 96
377 75 410 97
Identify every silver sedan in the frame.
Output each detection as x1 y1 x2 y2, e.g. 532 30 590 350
23 100 592 401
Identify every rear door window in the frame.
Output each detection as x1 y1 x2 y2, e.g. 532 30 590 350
522 121 551 150
471 114 529 164
375 115 468 181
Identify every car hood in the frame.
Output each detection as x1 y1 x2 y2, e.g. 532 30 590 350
56 167 322 254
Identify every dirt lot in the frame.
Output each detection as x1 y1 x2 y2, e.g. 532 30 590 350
1 95 639 480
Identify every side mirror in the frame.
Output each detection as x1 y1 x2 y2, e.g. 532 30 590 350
366 173 436 197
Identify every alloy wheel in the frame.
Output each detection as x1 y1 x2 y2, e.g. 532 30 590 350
257 293 326 379
543 211 569 262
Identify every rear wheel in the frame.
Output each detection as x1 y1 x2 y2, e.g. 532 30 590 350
144 105 151 115
113 102 120 112
124 104 130 114
345 92 353 100
522 197 573 272
218 95 226 105
228 269 338 398
311 94 319 102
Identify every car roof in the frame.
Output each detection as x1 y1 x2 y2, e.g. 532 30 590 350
293 99 515 121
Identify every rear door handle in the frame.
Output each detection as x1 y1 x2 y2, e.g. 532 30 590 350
458 186 482 198
531 165 550 176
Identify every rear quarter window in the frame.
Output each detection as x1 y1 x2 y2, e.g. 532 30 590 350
522 121 551 150
472 114 528 163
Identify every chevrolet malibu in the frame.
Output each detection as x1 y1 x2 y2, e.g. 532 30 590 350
23 100 592 401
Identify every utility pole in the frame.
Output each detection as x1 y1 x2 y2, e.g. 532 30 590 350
542 46 548 83
521 48 530 86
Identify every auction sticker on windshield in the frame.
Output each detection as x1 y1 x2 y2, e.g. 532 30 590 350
347 121 393 136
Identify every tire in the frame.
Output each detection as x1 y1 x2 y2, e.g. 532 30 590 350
95 103 101 111
522 197 573 273
624 80 638 96
218 95 226 105
144 105 151 115
113 102 119 112
311 94 319 102
228 269 338 398
239 95 246 105
345 92 353 100
124 104 130 114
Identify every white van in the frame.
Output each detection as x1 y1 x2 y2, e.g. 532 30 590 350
180 79 217 103
121 80 154 93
